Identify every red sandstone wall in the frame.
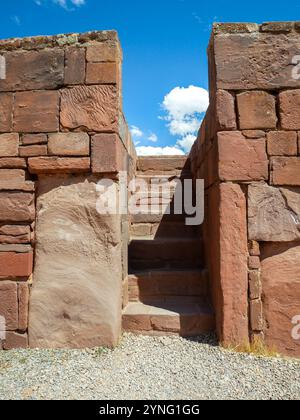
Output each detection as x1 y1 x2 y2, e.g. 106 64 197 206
0 31 135 349
190 22 300 357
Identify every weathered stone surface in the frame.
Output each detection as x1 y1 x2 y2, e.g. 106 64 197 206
261 242 300 357
64 47 86 85
271 157 300 185
213 23 259 34
60 85 118 132
0 134 19 157
18 283 29 332
260 22 294 33
86 62 119 84
0 169 25 182
218 131 269 181
0 192 35 222
242 130 266 139
48 133 90 156
0 49 64 91
214 32 300 90
279 90 300 130
249 271 262 300
92 134 125 173
237 91 277 130
248 256 260 270
0 180 35 192
0 93 13 132
0 252 33 277
0 244 32 253
219 183 249 346
0 282 18 330
249 240 260 256
29 176 122 348
22 134 47 146
137 157 188 173
3 332 28 350
0 224 30 244
0 158 26 169
86 41 119 62
250 300 264 331
216 90 237 130
19 145 48 157
248 183 300 242
28 157 90 174
267 131 297 156
14 91 59 133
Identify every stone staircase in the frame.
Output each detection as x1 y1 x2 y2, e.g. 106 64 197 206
122 156 215 336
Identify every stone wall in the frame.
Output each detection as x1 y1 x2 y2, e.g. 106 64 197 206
0 31 136 349
190 22 300 357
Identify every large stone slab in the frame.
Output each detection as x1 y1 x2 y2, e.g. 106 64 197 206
261 242 300 357
0 49 64 91
29 176 122 349
214 32 300 90
248 184 300 242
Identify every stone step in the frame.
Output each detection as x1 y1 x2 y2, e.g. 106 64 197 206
130 222 198 239
137 157 190 175
122 301 215 336
128 269 209 302
129 238 203 270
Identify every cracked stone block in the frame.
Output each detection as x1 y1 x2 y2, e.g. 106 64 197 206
248 183 300 242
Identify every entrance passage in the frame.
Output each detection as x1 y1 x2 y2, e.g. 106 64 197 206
122 156 215 336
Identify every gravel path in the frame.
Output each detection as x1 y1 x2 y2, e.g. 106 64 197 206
0 333 299 400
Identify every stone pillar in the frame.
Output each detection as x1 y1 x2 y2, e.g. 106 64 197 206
190 22 300 357
0 31 135 349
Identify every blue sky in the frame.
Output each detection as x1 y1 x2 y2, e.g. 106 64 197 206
1 0 300 155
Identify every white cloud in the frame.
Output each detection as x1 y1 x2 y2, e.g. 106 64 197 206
35 0 86 9
136 146 185 157
130 125 143 139
148 133 158 143
177 134 197 153
161 85 209 154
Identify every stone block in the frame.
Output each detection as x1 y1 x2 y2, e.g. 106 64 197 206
48 133 90 156
28 157 90 174
0 93 13 132
92 133 125 173
0 252 33 277
64 46 86 85
0 134 19 157
86 62 119 84
19 145 48 157
279 90 300 130
14 91 59 133
237 91 277 130
271 157 300 185
216 89 237 130
0 192 35 222
267 131 297 156
0 282 18 330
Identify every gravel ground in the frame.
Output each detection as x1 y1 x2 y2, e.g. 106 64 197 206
0 333 299 400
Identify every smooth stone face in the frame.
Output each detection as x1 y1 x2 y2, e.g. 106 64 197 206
261 242 300 357
29 176 122 349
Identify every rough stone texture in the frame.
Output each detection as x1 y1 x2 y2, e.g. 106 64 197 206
86 62 119 84
0 134 19 157
248 183 300 242
218 131 269 181
0 282 18 330
28 157 90 174
92 133 125 173
261 242 300 357
271 157 300 186
19 145 48 157
250 300 264 331
0 93 13 132
0 49 64 91
237 91 277 130
213 23 259 34
48 133 90 156
216 90 237 130
18 283 29 332
0 158 26 169
248 256 260 270
0 252 33 277
14 91 59 133
2 332 28 350
0 192 35 222
214 32 300 90
21 134 47 146
60 85 118 132
249 271 261 300
0 169 25 182
64 47 86 85
279 90 300 130
267 131 298 156
219 183 249 346
0 225 30 244
86 42 119 62
242 130 266 139
29 177 122 349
